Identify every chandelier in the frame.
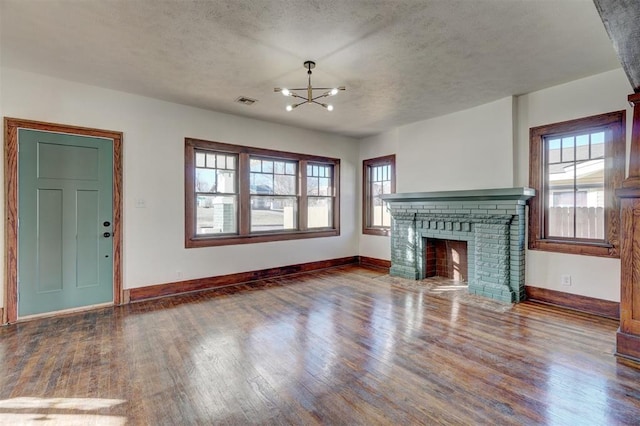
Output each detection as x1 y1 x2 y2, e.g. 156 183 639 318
274 61 346 112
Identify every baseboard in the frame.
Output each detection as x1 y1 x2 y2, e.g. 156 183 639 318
358 256 391 270
525 286 620 320
128 256 359 302
616 330 640 363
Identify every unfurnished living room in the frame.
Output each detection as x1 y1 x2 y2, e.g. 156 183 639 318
1 0 640 424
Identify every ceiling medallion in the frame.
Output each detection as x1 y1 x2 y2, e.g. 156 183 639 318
274 61 346 112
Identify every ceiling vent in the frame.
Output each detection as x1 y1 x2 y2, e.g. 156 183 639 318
235 96 258 106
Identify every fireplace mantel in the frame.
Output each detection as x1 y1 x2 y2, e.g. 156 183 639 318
382 187 534 303
382 187 535 203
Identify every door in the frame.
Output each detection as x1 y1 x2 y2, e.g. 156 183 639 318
18 129 113 317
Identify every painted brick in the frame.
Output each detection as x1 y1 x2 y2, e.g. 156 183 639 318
386 194 529 304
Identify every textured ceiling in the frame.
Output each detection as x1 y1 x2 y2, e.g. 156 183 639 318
0 0 622 138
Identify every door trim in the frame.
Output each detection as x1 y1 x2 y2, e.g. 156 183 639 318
4 117 123 323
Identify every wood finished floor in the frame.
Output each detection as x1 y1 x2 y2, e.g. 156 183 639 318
1 265 639 425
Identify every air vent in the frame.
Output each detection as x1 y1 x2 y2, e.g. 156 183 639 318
235 96 258 106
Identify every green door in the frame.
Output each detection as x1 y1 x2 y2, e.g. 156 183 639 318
18 129 113 317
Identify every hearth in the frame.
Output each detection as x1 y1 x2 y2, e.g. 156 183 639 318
382 188 534 303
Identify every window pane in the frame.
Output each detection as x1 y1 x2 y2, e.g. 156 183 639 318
547 138 561 164
318 177 331 196
195 152 206 168
196 195 237 235
250 173 273 195
576 135 590 161
575 157 605 239
547 201 574 238
250 158 261 172
274 174 296 195
382 181 391 195
307 177 319 196
195 169 216 192
371 196 389 227
216 170 235 193
206 153 216 168
308 197 332 228
251 196 297 232
562 137 575 162
262 160 273 173
214 154 225 169
226 155 236 170
274 161 285 174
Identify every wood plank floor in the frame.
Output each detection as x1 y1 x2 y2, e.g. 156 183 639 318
1 265 639 425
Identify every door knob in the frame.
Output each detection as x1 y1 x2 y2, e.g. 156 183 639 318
103 221 111 227
103 232 111 238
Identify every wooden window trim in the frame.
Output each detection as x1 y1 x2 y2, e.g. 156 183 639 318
362 154 396 236
528 111 625 258
185 138 340 247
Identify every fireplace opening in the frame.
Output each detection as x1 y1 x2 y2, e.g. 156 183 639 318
425 239 468 282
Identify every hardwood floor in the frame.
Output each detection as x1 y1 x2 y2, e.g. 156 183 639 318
1 265 639 425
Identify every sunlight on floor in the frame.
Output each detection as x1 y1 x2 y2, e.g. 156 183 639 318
0 397 127 426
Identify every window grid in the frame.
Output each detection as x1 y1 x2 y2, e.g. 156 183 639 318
307 163 334 229
185 138 340 247
194 150 238 236
544 128 607 241
363 155 395 236
528 111 624 258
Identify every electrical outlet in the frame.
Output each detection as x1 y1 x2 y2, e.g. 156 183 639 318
561 274 572 286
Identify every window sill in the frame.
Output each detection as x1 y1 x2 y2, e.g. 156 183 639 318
528 239 619 258
363 227 390 237
186 229 339 248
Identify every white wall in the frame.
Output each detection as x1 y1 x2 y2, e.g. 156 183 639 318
358 97 515 261
397 97 515 193
0 67 360 296
516 69 633 302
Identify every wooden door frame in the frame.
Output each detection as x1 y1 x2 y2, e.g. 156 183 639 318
3 118 123 323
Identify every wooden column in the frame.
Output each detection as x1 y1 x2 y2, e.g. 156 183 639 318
617 93 640 361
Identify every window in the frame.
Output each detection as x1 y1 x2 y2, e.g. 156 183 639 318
363 155 395 236
528 111 625 257
185 138 339 247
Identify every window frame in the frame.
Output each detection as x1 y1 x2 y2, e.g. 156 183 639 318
528 111 625 258
185 138 340 247
362 154 396 236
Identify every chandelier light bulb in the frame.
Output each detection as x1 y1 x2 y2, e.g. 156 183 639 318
327 104 334 111
286 105 293 112
282 88 290 96
330 88 339 96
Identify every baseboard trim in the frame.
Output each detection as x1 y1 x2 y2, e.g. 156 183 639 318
128 256 359 302
359 256 391 270
525 286 620 320
616 330 640 363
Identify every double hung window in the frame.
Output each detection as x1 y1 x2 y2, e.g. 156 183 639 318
528 111 625 257
185 139 340 247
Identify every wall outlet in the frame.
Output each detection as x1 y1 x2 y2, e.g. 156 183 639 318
561 274 572 286
135 198 146 208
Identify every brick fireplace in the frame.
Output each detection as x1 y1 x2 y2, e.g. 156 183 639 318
382 188 534 303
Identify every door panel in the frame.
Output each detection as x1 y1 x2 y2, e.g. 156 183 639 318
37 189 63 293
18 129 113 316
76 190 100 288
